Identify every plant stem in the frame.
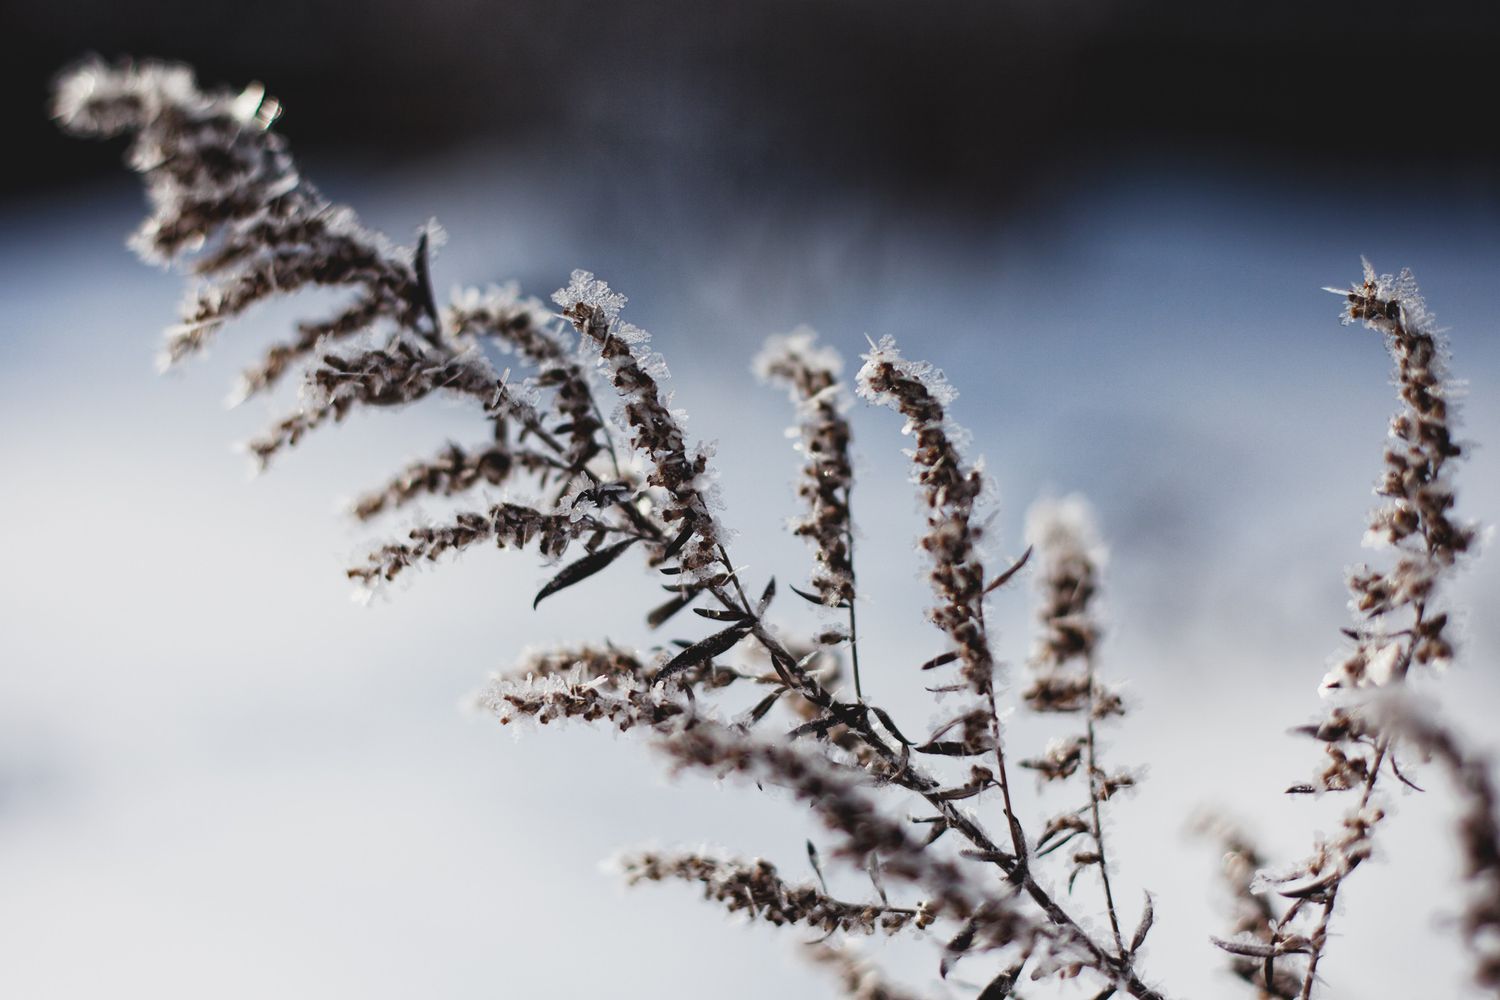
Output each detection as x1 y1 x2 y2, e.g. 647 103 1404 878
1084 652 1126 954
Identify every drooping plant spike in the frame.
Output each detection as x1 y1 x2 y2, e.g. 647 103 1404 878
1209 263 1492 1000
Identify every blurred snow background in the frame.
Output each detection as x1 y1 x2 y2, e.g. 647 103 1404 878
3 3 1500 998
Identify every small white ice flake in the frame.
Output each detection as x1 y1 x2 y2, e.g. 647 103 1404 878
552 269 627 322
1366 641 1402 686
614 322 650 346
568 497 599 524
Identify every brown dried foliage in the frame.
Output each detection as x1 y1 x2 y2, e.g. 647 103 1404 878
56 59 1498 1000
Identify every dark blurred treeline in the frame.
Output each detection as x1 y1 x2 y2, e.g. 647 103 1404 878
7 0 1498 208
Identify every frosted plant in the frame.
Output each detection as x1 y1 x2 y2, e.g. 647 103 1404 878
1207 263 1492 999
1021 496 1143 958
54 58 1498 1000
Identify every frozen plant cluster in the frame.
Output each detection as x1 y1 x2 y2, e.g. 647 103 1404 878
54 58 1500 1000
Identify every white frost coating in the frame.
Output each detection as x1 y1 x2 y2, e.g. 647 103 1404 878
1025 494 1109 572
754 327 852 433
753 326 845 383
552 269 627 323
449 282 547 323
418 217 448 254
1340 258 1437 336
641 351 671 381
447 282 571 358
1364 641 1403 686
51 60 202 134
856 334 973 468
613 321 652 347
859 333 985 498
550 270 727 582
855 334 958 409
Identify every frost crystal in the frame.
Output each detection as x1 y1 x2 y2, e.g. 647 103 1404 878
855 335 958 410
552 269 627 323
1025 494 1109 573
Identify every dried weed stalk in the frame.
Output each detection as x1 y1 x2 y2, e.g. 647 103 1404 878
1206 263 1494 999
55 59 1497 1000
1022 497 1141 958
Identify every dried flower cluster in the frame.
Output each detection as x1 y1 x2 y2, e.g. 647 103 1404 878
1206 263 1495 999
1022 497 1141 956
755 328 857 609
1195 815 1305 999
620 851 931 934
805 943 932 1000
1321 261 1475 696
52 60 438 376
1371 697 1500 989
553 269 728 581
855 337 992 702
57 58 1497 1000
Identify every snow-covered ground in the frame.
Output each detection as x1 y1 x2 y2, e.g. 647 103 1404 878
3 146 1498 999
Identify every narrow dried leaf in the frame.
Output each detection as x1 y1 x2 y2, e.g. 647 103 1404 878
1037 829 1085 858
940 920 977 979
1129 891 1154 954
654 622 752 683
982 544 1033 595
661 518 695 560
533 538 637 608
693 607 749 622
646 591 696 629
745 689 784 726
807 840 828 894
412 230 440 327
919 817 950 847
976 964 1025 1000
1274 873 1337 900
1211 936 1281 959
914 740 981 757
919 650 960 671
787 716 839 740
756 577 776 616
1387 751 1426 792
932 782 986 801
869 706 914 746
789 584 823 605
